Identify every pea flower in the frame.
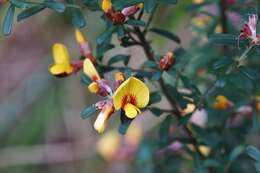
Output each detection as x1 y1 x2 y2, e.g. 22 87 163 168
159 51 175 71
84 59 112 96
75 29 96 63
49 43 82 77
239 14 260 45
121 3 144 17
97 123 142 161
256 96 260 113
101 0 143 25
113 77 150 119
213 95 234 110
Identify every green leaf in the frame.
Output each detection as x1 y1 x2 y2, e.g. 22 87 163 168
144 0 156 12
65 0 86 28
107 54 130 66
2 4 16 36
81 74 92 85
10 0 27 9
97 26 116 45
112 0 144 9
149 28 181 44
239 66 260 81
157 0 177 4
209 34 246 46
126 19 146 27
158 115 173 144
17 5 46 21
246 145 260 162
150 107 164 117
149 92 161 105
229 145 245 162
142 60 158 68
81 105 97 119
45 0 65 12
119 110 133 135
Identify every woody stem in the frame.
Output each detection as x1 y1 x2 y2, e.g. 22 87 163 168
132 17 205 159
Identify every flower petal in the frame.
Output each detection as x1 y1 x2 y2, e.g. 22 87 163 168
49 64 73 75
75 29 86 44
102 0 112 13
83 59 101 81
52 43 71 65
124 103 140 119
113 77 149 110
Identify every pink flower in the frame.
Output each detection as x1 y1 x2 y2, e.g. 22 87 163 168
240 14 260 44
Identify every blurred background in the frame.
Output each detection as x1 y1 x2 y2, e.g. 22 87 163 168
0 1 191 173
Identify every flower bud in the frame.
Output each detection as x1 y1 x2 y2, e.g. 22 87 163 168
213 95 233 110
159 52 175 71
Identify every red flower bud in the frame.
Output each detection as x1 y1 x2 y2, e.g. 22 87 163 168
159 52 175 71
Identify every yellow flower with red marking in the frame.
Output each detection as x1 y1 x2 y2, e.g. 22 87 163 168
113 77 150 118
94 99 115 133
49 43 74 77
213 95 233 110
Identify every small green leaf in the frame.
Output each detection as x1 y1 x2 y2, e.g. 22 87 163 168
149 28 181 44
2 4 16 36
158 115 173 144
45 0 65 12
126 19 146 27
107 54 130 66
81 105 97 119
239 66 260 81
149 92 161 105
246 145 260 162
229 145 245 162
81 74 92 85
119 110 133 135
17 5 46 21
10 0 27 9
150 107 164 117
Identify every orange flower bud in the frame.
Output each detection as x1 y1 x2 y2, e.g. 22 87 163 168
213 95 233 110
159 52 175 71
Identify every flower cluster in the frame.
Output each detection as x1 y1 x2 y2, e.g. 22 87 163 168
102 0 143 25
49 29 150 134
239 14 260 45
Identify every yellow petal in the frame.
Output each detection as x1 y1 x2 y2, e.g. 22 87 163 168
97 131 121 160
125 123 142 146
137 3 144 9
83 59 101 80
49 64 73 75
88 82 99 93
52 43 71 65
213 95 232 110
113 77 149 110
198 145 211 157
75 29 87 44
102 0 112 13
124 103 140 119
94 106 113 133
115 72 124 82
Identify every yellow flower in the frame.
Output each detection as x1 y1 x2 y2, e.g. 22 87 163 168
75 28 87 44
256 96 260 113
213 95 233 110
49 43 74 76
97 131 121 160
192 0 204 4
83 59 101 81
113 77 149 119
102 0 112 13
94 104 114 133
198 145 211 157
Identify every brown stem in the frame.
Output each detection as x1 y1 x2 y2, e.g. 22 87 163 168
132 21 205 159
220 0 228 33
